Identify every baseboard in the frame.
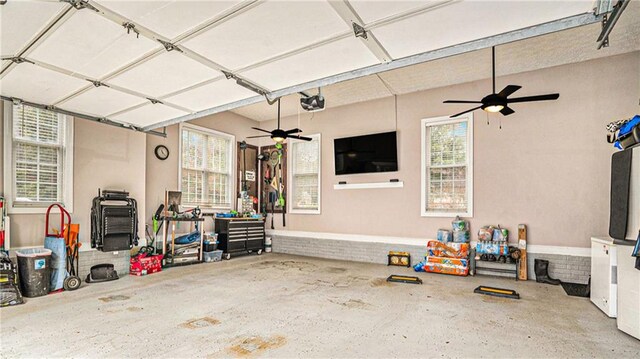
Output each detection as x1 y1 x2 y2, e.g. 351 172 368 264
266 229 591 257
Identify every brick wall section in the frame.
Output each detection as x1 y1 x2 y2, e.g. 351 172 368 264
271 234 591 283
527 252 591 284
77 250 130 280
271 235 426 267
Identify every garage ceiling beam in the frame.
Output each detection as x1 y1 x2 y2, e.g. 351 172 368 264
1 95 166 137
597 0 630 49
328 1 392 63
143 11 602 131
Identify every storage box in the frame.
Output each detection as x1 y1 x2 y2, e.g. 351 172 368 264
204 250 223 263
130 254 163 276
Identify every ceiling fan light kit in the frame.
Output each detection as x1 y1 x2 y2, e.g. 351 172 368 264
444 46 559 118
248 98 312 143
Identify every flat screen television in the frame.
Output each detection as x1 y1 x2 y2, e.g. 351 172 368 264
334 131 398 175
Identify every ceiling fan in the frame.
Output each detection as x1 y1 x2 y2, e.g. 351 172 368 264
248 98 312 143
444 46 559 118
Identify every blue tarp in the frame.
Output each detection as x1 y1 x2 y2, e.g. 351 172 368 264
44 236 66 291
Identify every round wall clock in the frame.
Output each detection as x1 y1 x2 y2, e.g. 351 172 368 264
154 145 170 160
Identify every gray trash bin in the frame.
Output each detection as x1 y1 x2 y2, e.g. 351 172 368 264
16 248 52 298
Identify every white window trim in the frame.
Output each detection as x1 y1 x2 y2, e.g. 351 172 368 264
288 133 321 215
420 114 473 218
3 100 74 214
178 123 235 211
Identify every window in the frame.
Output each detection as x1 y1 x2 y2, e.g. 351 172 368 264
289 134 321 214
179 124 234 209
3 102 74 213
421 115 473 217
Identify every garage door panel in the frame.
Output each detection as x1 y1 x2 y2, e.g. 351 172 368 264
107 51 220 98
182 0 349 70
0 0 67 57
58 86 147 118
241 37 379 91
372 1 595 59
29 10 161 80
96 0 242 40
164 78 257 112
111 103 188 127
0 63 88 104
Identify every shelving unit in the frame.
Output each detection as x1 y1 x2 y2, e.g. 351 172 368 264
159 216 205 267
333 181 404 190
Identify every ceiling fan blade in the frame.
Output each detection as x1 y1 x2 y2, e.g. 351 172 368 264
246 135 271 139
498 85 521 98
443 100 481 104
285 128 302 134
251 127 272 134
288 135 313 141
500 106 515 116
507 93 559 103
450 105 482 118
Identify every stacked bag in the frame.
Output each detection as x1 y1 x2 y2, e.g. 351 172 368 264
414 217 471 276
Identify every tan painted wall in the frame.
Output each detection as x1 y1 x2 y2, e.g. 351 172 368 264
145 112 260 231
1 114 146 248
259 52 640 248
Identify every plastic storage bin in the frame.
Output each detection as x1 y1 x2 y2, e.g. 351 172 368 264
16 248 52 297
203 250 223 263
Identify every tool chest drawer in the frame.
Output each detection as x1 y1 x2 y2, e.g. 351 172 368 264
214 218 265 257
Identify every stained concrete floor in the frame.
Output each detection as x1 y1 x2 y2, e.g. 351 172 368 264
1 253 638 358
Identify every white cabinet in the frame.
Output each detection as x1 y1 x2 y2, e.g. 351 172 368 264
617 243 640 340
591 237 618 317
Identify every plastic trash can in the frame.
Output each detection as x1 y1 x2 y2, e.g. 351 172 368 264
16 248 52 297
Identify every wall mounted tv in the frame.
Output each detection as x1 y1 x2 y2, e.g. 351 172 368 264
334 131 398 175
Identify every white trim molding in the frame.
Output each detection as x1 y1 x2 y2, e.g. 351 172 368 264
266 229 592 257
288 133 322 215
178 122 236 211
3 100 74 214
421 114 473 218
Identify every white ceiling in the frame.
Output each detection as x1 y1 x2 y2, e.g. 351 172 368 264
232 6 640 122
0 0 617 129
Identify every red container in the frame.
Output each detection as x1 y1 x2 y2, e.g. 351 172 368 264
130 254 163 276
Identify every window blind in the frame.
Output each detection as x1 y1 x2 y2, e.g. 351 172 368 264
181 127 232 208
11 105 64 205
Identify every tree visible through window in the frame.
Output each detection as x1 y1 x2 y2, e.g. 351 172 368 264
422 116 473 217
11 104 67 205
180 125 232 208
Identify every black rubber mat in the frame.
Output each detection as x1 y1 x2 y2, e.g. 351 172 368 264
609 149 632 240
561 282 590 298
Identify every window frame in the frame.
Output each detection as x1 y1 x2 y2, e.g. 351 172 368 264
3 101 74 214
420 114 473 218
287 133 321 215
178 123 235 211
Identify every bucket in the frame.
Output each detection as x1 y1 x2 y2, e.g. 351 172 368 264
16 248 52 297
265 236 272 253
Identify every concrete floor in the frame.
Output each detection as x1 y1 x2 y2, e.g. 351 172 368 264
1 253 638 358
